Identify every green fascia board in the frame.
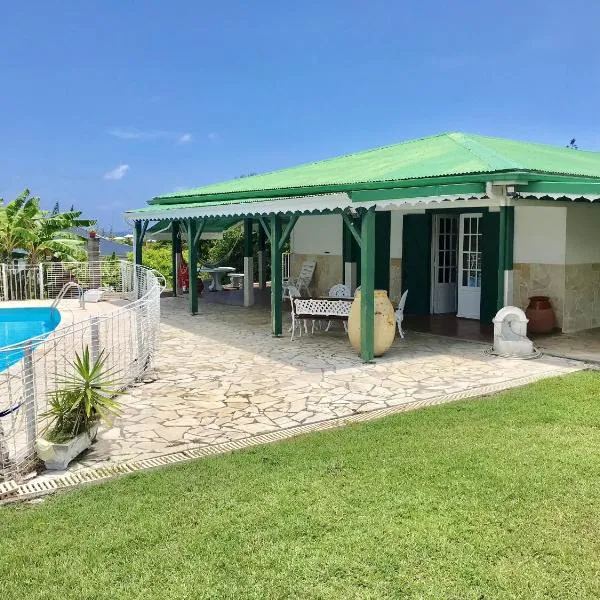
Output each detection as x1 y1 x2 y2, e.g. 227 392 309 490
148 132 600 206
350 182 486 203
518 181 600 196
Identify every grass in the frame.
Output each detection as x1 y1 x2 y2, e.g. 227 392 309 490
2 371 600 599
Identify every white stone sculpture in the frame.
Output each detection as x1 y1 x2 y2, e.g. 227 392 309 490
492 306 534 356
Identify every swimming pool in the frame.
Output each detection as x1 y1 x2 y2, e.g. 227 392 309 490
0 307 61 370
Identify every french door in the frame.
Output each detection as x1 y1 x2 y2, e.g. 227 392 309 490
431 215 458 313
457 213 482 319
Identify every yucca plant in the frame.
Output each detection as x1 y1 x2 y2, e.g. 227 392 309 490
42 347 123 443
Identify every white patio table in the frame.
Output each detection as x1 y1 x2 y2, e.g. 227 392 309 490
199 266 236 291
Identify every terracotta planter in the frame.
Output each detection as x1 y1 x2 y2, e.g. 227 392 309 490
347 289 396 357
525 296 556 334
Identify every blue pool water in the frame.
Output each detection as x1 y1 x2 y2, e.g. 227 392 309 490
0 307 61 371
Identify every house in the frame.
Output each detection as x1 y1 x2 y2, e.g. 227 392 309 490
125 132 600 359
70 227 132 258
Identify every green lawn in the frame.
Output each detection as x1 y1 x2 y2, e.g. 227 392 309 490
2 372 600 599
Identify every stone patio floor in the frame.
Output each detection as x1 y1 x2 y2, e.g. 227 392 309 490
62 295 585 473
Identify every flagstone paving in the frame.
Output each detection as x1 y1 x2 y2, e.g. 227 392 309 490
68 296 583 471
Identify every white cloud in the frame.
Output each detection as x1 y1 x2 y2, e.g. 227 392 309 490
108 128 193 144
207 132 219 141
104 164 130 181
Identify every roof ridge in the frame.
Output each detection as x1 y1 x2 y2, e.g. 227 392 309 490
173 132 455 195
446 132 523 171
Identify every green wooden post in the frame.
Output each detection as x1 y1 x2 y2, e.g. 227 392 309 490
258 224 267 289
360 209 376 362
171 220 179 296
497 207 507 310
134 220 143 266
243 218 254 306
270 214 282 336
187 219 198 315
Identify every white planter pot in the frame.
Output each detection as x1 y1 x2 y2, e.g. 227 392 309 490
36 423 98 471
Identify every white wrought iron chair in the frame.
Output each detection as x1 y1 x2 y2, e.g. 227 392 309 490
396 289 408 338
325 283 351 332
288 285 309 340
282 260 316 299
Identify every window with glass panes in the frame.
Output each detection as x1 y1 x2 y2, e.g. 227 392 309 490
437 216 457 284
461 216 482 288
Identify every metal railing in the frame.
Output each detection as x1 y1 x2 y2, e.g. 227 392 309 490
51 282 85 309
0 260 163 482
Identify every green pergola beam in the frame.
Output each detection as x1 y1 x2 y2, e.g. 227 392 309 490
360 209 376 362
257 216 272 243
193 218 206 247
279 214 299 252
341 212 362 249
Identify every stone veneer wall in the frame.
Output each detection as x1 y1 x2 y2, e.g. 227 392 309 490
563 264 600 332
289 254 402 302
513 262 600 332
389 258 402 304
512 263 565 329
289 253 343 297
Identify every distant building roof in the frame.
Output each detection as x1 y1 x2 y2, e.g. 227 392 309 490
71 227 131 257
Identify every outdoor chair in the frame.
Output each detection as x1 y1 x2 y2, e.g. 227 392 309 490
288 285 309 340
325 283 351 332
396 289 408 338
282 260 316 299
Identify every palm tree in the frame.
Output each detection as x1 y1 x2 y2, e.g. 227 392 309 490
0 189 95 264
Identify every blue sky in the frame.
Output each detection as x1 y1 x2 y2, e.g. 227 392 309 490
1 1 599 230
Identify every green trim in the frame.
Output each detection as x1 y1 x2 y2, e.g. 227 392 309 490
360 209 376 362
171 220 179 295
279 214 299 252
497 208 507 308
270 215 283 336
505 206 514 269
187 219 198 315
374 211 390 292
243 218 253 257
401 214 432 316
350 182 486 203
341 212 362 248
518 181 600 196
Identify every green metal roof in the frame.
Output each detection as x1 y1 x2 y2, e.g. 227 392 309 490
148 132 600 206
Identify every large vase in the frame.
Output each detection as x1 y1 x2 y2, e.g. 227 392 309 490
347 289 396 357
525 296 556 334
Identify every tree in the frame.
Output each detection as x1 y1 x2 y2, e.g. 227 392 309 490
0 189 95 264
52 201 60 215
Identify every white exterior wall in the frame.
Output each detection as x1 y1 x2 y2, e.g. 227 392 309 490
514 206 567 264
389 212 404 259
289 214 343 296
565 203 600 264
290 214 342 255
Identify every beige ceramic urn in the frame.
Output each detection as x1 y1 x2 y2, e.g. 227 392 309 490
347 289 396 357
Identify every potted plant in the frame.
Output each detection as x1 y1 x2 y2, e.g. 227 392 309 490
36 347 122 470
